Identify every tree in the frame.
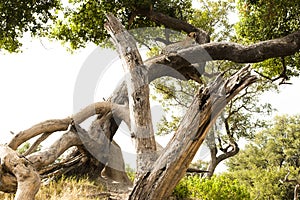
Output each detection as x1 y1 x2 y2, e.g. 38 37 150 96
0 0 300 199
226 115 300 199
151 0 273 178
236 0 300 83
0 0 61 52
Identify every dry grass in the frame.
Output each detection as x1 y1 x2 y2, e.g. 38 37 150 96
0 177 107 200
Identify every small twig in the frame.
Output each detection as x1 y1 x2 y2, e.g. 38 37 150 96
23 132 52 156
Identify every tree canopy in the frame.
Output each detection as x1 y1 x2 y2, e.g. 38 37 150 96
236 0 300 81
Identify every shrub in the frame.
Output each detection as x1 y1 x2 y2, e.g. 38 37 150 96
173 174 250 200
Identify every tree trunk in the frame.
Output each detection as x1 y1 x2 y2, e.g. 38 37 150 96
104 13 157 177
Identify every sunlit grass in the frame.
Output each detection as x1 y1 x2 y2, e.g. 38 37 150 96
0 177 106 200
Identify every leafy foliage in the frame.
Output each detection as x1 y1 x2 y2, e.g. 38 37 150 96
0 0 61 52
235 0 300 80
173 174 250 199
51 0 193 49
226 167 298 200
189 0 235 42
236 0 300 41
226 115 300 199
125 164 135 182
151 78 199 135
17 142 41 154
0 0 194 52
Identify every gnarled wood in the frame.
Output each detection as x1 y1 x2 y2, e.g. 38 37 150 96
8 102 122 150
2 14 300 200
27 130 82 170
0 145 40 200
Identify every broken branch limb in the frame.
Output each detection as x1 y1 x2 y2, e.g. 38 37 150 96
129 66 257 200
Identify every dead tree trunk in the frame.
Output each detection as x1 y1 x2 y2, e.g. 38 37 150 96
104 13 157 176
129 67 257 199
102 14 257 199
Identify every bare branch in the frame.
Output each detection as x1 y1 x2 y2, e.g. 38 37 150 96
23 132 52 156
8 102 128 150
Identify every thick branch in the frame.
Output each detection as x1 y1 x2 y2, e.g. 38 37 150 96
168 30 300 63
145 30 300 82
27 130 82 170
139 10 210 44
186 168 209 174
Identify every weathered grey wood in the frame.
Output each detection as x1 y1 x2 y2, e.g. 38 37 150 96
8 102 125 150
0 145 40 200
104 13 157 175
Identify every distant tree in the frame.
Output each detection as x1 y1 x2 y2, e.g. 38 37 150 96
226 115 300 199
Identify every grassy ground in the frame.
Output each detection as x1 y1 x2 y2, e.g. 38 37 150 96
0 177 107 200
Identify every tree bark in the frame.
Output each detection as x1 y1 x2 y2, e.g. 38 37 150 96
204 129 239 178
129 66 257 199
104 13 157 175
